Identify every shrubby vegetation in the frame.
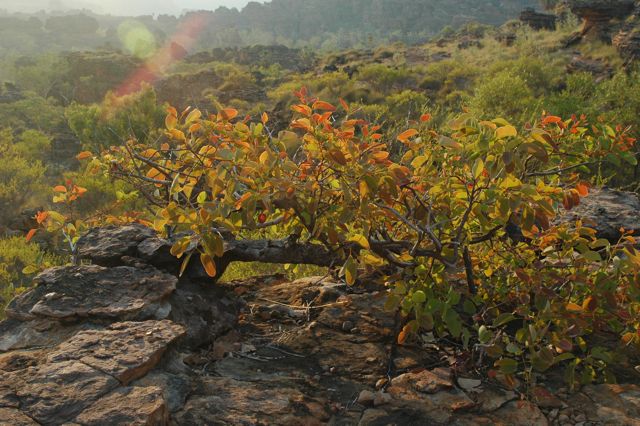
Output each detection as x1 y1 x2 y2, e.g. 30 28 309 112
1 2 640 391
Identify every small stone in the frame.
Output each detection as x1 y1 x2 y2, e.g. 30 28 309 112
357 390 375 406
373 392 392 407
342 321 354 331
329 367 336 374
366 357 377 364
575 414 586 422
548 408 559 420
457 378 482 392
558 414 570 423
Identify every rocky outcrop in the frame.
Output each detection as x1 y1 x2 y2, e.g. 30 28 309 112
1 202 640 424
568 0 636 41
566 54 613 80
519 8 557 30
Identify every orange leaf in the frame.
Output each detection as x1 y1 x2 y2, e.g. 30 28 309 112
53 185 67 193
261 112 269 124
576 182 589 197
339 98 349 112
312 101 336 112
420 113 432 122
220 108 238 121
397 129 418 143
25 229 37 242
291 104 312 116
542 116 562 125
566 302 583 313
200 253 217 278
76 151 92 160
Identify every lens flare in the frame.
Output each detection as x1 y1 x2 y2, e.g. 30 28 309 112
115 13 208 97
117 20 157 59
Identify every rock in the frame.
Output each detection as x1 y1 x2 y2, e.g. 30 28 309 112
580 384 640 425
73 386 169 426
533 386 564 409
133 371 192 413
520 8 557 30
458 378 483 393
554 188 640 242
173 376 328 425
358 389 375 406
491 400 549 426
568 0 636 41
567 55 613 80
0 407 38 425
474 388 517 412
389 368 454 394
6 265 177 322
77 224 157 266
373 391 392 407
46 321 185 385
10 360 119 424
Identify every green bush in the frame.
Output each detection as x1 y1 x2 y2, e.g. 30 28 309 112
0 237 61 319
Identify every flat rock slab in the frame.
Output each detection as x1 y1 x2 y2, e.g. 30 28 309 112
47 320 185 385
555 188 640 242
9 360 119 424
73 386 168 425
77 224 157 266
6 265 177 322
0 407 38 425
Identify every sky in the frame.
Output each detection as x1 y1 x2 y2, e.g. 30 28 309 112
0 0 262 15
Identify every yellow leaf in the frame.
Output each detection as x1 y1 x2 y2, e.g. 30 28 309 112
496 125 517 139
185 109 202 124
261 112 269 124
200 253 217 277
165 114 177 130
342 256 357 286
349 234 370 250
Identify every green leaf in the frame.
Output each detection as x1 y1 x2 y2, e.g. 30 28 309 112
473 158 484 180
443 308 462 338
343 256 357 286
496 358 518 375
412 290 427 304
478 325 492 344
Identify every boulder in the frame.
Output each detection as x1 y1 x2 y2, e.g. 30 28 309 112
6 265 177 322
555 187 640 242
568 0 636 41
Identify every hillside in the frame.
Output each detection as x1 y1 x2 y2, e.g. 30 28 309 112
0 0 538 55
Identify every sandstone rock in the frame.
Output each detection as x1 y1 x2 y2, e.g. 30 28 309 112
73 386 169 426
0 408 38 425
567 55 613 80
132 371 191 413
0 317 88 352
389 368 454 394
11 360 119 424
554 188 640 242
581 384 640 425
77 224 156 266
173 376 328 425
358 389 376 406
490 400 549 426
568 0 636 41
46 320 185 385
6 265 177 322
